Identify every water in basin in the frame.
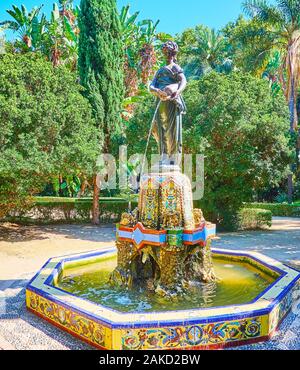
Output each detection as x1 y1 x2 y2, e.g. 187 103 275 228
54 255 276 313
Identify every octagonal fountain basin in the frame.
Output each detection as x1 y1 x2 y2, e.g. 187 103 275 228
26 248 300 350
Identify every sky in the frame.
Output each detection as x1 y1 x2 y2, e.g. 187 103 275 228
0 0 249 38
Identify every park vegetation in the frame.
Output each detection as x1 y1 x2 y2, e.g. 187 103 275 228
0 52 100 218
0 0 299 229
78 0 125 224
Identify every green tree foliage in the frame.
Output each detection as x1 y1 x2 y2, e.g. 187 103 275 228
223 16 290 100
78 0 125 224
125 95 157 158
78 0 125 152
184 72 291 228
43 1 80 70
177 25 234 80
222 16 270 74
120 5 166 119
0 53 100 218
1 2 79 69
0 4 46 50
227 0 300 132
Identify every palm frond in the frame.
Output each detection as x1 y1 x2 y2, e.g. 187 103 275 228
156 32 173 42
183 58 208 80
243 0 285 25
63 16 77 42
0 20 19 31
277 0 300 25
179 24 234 78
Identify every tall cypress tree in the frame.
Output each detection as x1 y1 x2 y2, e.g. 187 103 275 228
78 0 124 224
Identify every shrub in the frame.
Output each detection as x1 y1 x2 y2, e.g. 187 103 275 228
238 208 272 230
184 72 291 230
3 197 137 224
293 178 300 202
244 202 300 217
274 192 289 204
0 53 100 219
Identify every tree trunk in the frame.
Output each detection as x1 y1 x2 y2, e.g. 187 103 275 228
285 33 300 200
78 175 90 198
288 79 298 132
288 174 293 204
92 174 100 225
287 88 298 203
288 91 296 204
58 174 64 197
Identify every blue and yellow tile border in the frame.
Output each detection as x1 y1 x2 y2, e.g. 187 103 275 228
117 222 217 249
26 248 300 350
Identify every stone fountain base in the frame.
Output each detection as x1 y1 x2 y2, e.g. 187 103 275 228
26 248 300 350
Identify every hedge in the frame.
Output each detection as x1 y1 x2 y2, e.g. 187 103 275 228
4 197 137 224
244 203 300 217
4 197 298 226
238 208 272 230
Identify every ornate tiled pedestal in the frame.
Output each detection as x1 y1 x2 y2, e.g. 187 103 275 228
110 167 217 296
139 170 195 230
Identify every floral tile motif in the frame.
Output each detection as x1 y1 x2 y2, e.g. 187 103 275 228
26 290 110 349
121 318 262 350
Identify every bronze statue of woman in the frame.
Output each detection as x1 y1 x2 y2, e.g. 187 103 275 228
150 41 187 165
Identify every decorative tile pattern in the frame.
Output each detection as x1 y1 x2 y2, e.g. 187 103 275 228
118 222 167 249
117 222 216 249
183 223 216 245
139 173 195 230
26 290 111 349
121 318 262 350
139 178 160 229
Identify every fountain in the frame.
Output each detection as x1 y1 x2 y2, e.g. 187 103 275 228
26 41 300 350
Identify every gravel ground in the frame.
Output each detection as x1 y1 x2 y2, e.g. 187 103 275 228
0 218 299 350
0 274 92 350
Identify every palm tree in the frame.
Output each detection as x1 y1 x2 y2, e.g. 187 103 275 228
178 25 234 80
43 2 79 69
0 4 46 50
119 5 140 102
242 0 300 203
119 4 140 48
119 5 171 118
120 6 163 89
1 2 79 69
243 0 300 132
138 19 160 83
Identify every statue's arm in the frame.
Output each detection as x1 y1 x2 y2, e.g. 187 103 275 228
150 75 168 100
149 81 160 97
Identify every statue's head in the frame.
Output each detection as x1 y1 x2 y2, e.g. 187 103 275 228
162 41 179 60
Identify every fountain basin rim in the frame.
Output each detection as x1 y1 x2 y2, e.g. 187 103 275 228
26 247 300 328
